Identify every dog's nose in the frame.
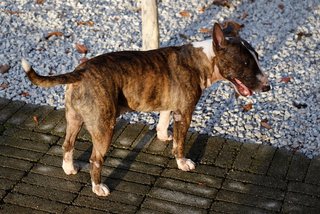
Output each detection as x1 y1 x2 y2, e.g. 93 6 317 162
261 85 271 92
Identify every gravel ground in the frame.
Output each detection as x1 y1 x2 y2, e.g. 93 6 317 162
0 0 319 157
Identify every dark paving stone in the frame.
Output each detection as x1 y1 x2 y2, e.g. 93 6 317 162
215 139 241 169
141 197 207 214
199 136 225 165
64 206 108 214
0 97 11 110
194 164 227 178
35 108 65 133
114 123 145 148
3 192 67 213
14 182 77 204
249 144 276 175
216 189 282 211
227 170 287 190
5 103 39 127
267 148 292 179
233 142 259 171
0 204 48 214
0 178 16 191
282 202 320 214
288 182 320 198
20 105 54 130
284 191 320 208
0 135 50 153
73 195 137 214
0 167 26 181
161 169 223 189
211 201 274 213
146 137 169 154
131 126 156 150
222 179 285 201
305 156 320 185
0 100 25 124
0 155 33 171
287 153 310 181
136 209 164 214
0 145 44 162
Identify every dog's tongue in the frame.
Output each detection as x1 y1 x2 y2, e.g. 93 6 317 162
235 78 252 96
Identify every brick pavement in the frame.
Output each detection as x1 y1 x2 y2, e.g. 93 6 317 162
0 97 319 213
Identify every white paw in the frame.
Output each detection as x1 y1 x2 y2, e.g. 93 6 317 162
92 182 110 197
157 130 173 141
176 158 196 171
62 160 79 175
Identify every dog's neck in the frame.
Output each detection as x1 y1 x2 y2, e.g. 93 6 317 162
191 39 224 88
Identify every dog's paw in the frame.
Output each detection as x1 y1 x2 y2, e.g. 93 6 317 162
62 160 79 175
92 183 110 197
176 158 196 171
157 130 173 141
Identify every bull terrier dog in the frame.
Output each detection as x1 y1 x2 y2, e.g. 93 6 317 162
22 23 270 196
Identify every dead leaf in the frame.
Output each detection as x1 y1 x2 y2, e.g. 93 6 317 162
292 101 308 109
20 91 30 97
0 64 10 74
278 3 285 12
33 115 39 126
77 20 95 27
179 10 191 17
242 102 253 112
179 34 188 39
212 0 231 8
260 119 272 129
79 57 89 64
2 9 23 15
199 27 211 33
280 76 291 83
75 43 88 54
241 11 249 19
198 6 206 13
297 32 312 41
0 83 9 89
45 31 64 40
36 0 45 4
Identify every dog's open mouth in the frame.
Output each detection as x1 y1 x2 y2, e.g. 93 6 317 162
232 78 253 97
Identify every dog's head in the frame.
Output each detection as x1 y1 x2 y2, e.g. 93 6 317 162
212 23 270 96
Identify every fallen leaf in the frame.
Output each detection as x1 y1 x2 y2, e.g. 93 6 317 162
241 11 249 19
75 43 88 54
199 27 211 33
77 20 95 27
33 115 39 126
212 0 231 8
20 91 30 97
179 33 188 39
242 102 253 112
293 101 308 109
198 6 206 13
0 64 10 74
278 3 285 12
45 31 64 40
280 76 291 83
260 119 272 129
2 9 23 15
179 10 191 17
36 0 45 4
297 32 312 41
79 57 89 64
0 83 9 89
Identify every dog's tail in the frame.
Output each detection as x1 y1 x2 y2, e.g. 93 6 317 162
21 59 83 87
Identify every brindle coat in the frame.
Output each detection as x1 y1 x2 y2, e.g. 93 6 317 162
22 23 270 196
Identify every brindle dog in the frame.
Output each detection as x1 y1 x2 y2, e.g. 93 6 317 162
22 23 270 196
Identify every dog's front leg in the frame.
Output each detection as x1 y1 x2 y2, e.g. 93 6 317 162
172 111 195 171
156 110 172 141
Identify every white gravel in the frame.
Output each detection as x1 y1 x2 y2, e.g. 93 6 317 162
0 0 319 158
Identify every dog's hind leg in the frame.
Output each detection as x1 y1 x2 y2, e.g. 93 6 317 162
86 118 115 197
62 104 83 175
156 110 172 141
172 111 195 171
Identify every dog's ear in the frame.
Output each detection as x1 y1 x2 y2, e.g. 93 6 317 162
212 23 225 51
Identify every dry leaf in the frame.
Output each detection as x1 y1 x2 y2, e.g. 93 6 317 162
36 0 45 4
0 64 10 74
179 33 188 39
20 91 30 97
241 11 249 19
79 57 89 64
77 20 95 27
280 76 291 83
3 9 23 15
179 10 191 17
297 32 312 41
242 102 253 112
45 31 63 39
33 115 39 126
198 6 206 13
212 0 231 8
0 83 9 89
292 101 308 109
261 119 272 129
278 3 285 12
75 43 88 54
199 27 211 33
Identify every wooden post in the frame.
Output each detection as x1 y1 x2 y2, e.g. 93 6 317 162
141 0 159 50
